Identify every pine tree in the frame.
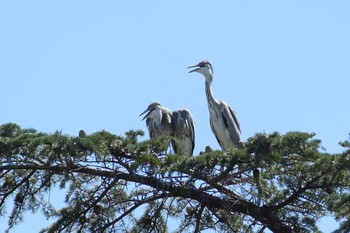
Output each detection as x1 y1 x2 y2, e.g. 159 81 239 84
0 123 349 233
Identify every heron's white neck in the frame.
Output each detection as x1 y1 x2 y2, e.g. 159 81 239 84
204 74 220 110
149 108 163 123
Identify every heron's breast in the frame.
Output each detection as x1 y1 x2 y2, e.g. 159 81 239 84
210 115 233 148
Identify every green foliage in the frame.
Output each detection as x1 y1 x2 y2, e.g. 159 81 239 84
130 200 168 233
0 123 350 233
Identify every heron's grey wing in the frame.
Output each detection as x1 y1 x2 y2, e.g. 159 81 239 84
172 110 195 155
171 111 180 154
182 110 195 154
188 111 196 155
220 101 242 143
227 104 241 133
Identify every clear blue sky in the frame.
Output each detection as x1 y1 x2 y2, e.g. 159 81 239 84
1 1 349 232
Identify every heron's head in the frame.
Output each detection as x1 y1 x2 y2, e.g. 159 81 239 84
140 102 162 121
187 60 213 78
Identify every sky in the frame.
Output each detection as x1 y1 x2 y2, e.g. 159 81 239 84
1 1 349 232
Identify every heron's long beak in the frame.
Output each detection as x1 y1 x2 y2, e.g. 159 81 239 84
139 109 151 120
187 64 200 73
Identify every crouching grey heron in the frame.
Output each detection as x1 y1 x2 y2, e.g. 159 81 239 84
140 102 195 155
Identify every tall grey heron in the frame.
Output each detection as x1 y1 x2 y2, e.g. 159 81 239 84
188 60 244 150
140 102 195 155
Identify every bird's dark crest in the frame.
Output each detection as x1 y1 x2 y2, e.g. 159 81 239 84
148 102 161 110
199 60 213 73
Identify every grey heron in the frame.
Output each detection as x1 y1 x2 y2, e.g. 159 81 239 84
188 60 244 150
140 102 173 153
140 102 195 156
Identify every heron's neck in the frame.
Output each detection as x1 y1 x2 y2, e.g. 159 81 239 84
205 76 219 109
152 109 163 123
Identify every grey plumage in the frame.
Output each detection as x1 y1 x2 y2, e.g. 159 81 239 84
205 145 213 153
188 60 244 150
140 102 173 153
79 130 87 138
140 102 195 155
171 109 195 155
